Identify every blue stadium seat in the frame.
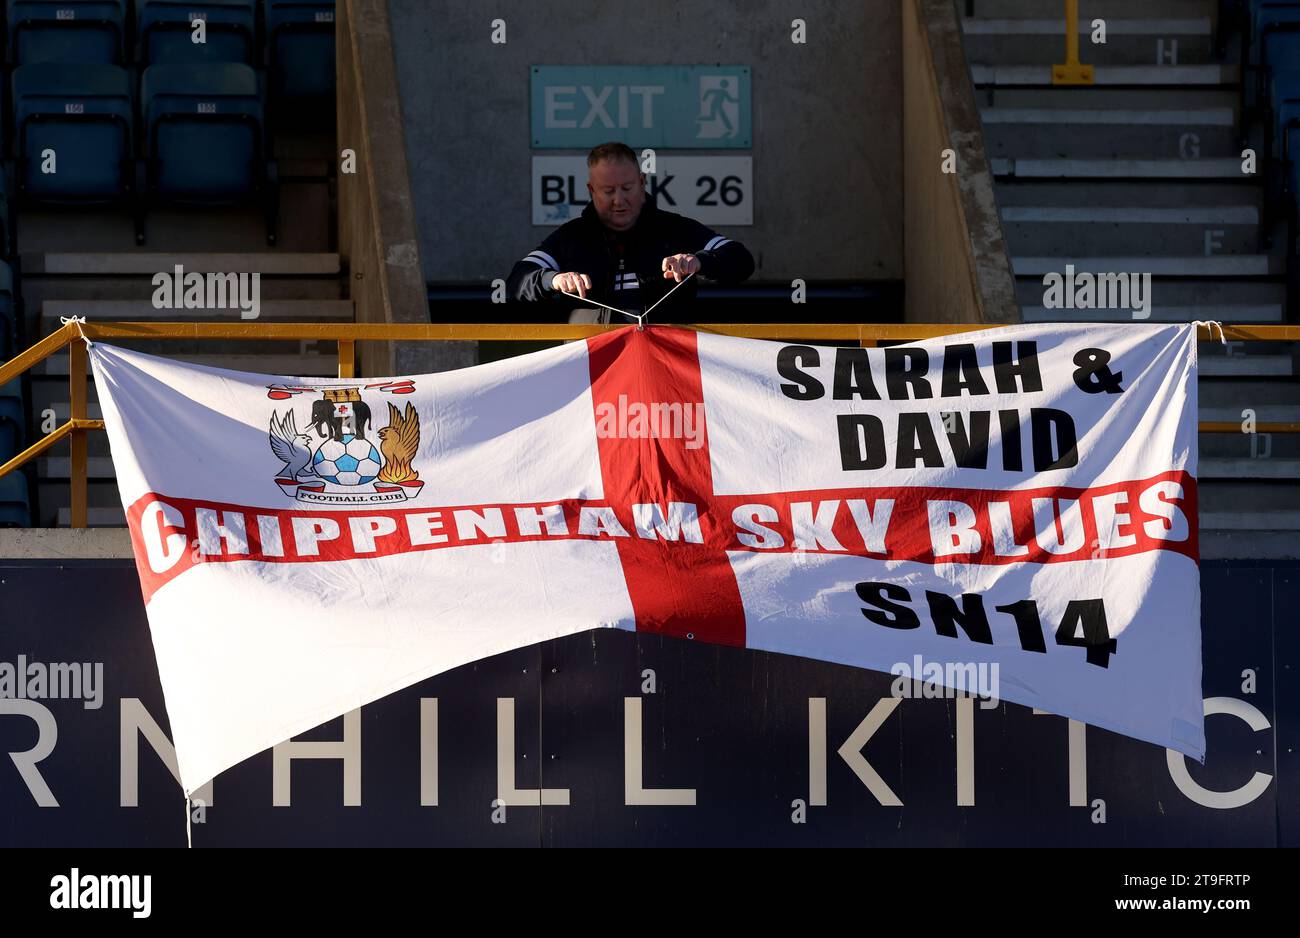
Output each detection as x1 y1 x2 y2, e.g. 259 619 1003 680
1279 94 1300 199
6 0 127 65
10 64 134 203
0 467 32 527
265 1 335 109
1273 69 1300 125
136 0 257 66
1253 2 1300 66
0 379 24 465
1279 86 1300 315
1261 22 1300 79
0 260 15 362
141 63 265 201
1241 2 1300 108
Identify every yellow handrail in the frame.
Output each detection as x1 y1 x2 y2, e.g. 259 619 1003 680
1 320 1298 528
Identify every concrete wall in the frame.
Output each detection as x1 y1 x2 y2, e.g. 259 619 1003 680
387 0 903 285
338 0 476 374
901 0 1018 323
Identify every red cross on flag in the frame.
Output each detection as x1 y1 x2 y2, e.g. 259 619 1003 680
88 323 1204 795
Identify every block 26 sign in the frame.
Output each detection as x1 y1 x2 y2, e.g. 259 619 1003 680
531 155 752 227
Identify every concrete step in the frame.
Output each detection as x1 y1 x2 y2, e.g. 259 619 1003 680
1200 530 1300 559
21 253 341 276
1016 277 1284 309
20 276 345 311
976 87 1239 109
1199 379 1300 406
40 456 116 480
1196 504 1300 524
1199 457 1300 479
1200 404 1300 423
1201 430 1300 457
56 506 126 527
972 64 1238 85
1011 255 1285 276
981 106 1235 159
1200 509 1300 530
968 1 1219 20
16 185 330 253
994 179 1261 208
35 480 123 527
991 157 1254 178
1021 304 1285 323
962 18 1216 66
1001 204 1259 255
1199 489 1300 559
39 299 355 323
1200 481 1300 513
1199 354 1294 376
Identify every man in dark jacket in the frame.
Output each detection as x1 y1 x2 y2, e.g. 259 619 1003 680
506 142 755 321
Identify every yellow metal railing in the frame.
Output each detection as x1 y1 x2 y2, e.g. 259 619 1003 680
1 320 1299 528
1053 0 1095 85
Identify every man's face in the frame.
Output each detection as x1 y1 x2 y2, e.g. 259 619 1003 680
587 158 646 231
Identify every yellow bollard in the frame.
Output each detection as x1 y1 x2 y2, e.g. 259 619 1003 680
1052 0 1095 85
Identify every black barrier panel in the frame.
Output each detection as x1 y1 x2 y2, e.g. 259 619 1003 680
1277 568 1300 849
0 561 1295 846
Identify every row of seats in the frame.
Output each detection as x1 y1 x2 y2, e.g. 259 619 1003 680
0 4 337 525
1240 0 1300 304
1240 3 1300 178
0 176 9 256
11 61 278 239
4 1 335 107
0 471 26 525
0 259 12 360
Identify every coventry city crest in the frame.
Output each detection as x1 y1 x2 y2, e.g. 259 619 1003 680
266 380 425 505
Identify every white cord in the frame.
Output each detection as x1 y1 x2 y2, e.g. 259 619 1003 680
642 271 696 320
185 795 192 848
558 271 697 331
557 290 646 328
59 315 92 346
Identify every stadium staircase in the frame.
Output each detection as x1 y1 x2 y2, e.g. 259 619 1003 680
0 1 343 528
962 0 1300 558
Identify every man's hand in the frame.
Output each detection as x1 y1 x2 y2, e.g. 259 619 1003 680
662 254 701 282
552 271 593 298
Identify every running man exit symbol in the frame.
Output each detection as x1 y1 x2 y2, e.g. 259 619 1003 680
697 76 740 140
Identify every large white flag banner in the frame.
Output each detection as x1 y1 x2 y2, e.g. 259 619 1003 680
89 323 1202 795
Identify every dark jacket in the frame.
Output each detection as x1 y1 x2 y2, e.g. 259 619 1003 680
506 196 755 318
